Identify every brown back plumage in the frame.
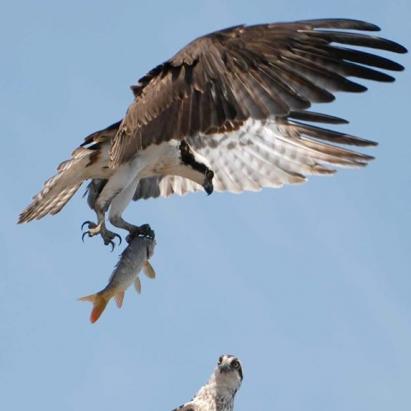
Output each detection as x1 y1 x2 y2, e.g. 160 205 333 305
110 18 406 166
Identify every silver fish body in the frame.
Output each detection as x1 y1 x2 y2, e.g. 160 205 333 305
105 235 155 294
79 235 156 323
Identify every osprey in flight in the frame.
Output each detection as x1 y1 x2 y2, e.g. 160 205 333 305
19 19 406 246
172 355 243 411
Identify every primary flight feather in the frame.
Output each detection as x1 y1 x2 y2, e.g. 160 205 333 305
18 19 406 246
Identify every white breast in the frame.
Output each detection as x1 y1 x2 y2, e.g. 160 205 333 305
136 140 182 178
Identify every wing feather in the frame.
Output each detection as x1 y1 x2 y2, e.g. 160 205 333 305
131 115 375 200
111 18 405 165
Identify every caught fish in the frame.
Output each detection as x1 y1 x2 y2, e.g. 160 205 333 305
79 234 156 323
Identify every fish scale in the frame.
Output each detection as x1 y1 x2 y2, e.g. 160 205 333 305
79 235 156 323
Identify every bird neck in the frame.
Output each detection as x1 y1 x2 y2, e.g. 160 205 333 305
194 373 237 409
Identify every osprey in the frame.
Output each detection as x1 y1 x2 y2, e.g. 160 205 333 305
172 355 243 411
18 19 406 246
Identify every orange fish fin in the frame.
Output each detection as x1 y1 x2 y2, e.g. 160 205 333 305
114 291 125 308
79 293 109 324
134 277 142 294
143 261 156 279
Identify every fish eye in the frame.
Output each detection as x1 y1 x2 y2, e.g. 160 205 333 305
231 360 240 369
218 356 223 365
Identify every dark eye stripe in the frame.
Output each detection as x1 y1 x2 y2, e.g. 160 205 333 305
230 359 243 380
239 369 243 380
231 360 239 368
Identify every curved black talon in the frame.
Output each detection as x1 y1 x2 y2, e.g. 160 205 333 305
81 220 96 231
99 232 122 250
81 220 96 243
139 224 155 240
125 224 155 244
81 231 90 243
110 232 122 246
80 220 122 249
107 240 115 252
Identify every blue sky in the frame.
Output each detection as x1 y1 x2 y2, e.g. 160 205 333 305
1 1 410 410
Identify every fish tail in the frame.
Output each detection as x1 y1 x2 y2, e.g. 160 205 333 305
78 293 109 323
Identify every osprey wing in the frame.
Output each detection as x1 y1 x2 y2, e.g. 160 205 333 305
133 175 203 200
186 115 375 193
132 110 376 197
110 18 406 166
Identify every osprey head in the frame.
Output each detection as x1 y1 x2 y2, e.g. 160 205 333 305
179 140 214 195
214 354 243 391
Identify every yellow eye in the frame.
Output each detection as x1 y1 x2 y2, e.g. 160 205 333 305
231 360 240 369
218 356 223 365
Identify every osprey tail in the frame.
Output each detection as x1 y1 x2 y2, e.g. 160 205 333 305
18 148 93 223
18 122 120 224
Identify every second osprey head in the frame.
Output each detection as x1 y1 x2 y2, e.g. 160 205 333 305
215 354 243 388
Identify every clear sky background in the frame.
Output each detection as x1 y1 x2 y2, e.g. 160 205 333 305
1 1 410 410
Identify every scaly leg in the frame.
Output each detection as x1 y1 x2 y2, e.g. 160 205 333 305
81 162 140 248
108 178 155 242
81 204 122 250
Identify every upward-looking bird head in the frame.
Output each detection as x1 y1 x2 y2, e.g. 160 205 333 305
213 354 243 392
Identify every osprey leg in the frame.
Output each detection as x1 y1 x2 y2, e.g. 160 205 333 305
82 161 146 246
108 178 155 239
81 204 121 249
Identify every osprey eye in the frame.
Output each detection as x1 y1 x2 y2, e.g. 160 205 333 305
218 356 223 365
206 170 214 180
231 360 240 369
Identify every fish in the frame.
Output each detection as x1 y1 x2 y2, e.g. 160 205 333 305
79 234 156 323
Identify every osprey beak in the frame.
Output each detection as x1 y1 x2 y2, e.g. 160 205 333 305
203 179 214 196
219 363 231 373
203 169 214 195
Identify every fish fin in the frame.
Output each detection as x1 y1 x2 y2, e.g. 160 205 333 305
134 277 142 294
78 293 109 324
143 261 156 279
114 291 125 308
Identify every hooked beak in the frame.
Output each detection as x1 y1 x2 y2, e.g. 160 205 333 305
203 170 214 195
219 363 231 374
203 180 214 195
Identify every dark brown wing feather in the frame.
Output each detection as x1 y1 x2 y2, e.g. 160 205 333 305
110 19 406 166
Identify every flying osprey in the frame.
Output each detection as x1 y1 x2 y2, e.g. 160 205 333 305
172 355 243 411
18 19 406 246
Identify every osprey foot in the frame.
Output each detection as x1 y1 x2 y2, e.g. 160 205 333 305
126 224 155 243
81 221 122 250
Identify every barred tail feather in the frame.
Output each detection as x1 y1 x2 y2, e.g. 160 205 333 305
18 149 90 223
18 182 83 223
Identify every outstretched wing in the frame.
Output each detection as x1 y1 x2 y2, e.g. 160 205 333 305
133 175 202 200
187 115 373 193
132 110 375 200
110 18 406 166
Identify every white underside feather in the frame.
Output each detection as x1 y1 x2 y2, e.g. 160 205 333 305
134 117 368 200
